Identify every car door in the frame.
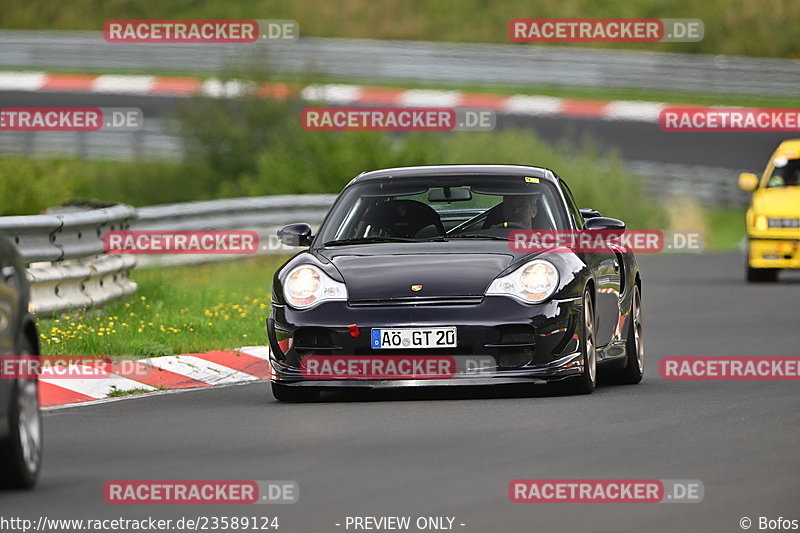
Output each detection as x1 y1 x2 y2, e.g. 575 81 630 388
557 179 621 349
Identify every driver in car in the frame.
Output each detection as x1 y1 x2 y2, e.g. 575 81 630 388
499 194 540 229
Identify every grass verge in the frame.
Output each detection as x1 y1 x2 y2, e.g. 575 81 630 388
706 207 746 251
38 255 291 357
2 0 798 59
107 386 165 398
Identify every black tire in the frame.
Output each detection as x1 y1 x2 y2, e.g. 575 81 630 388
0 337 42 489
746 242 778 282
271 382 320 403
563 288 596 395
746 266 778 282
616 284 644 385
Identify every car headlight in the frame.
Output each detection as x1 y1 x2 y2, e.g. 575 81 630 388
283 264 347 309
486 259 560 303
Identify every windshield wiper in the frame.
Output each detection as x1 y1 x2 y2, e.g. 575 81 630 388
324 236 419 246
446 234 510 241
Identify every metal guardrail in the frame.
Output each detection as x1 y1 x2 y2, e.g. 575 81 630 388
0 118 181 160
132 194 337 267
0 195 336 313
0 205 138 314
133 194 337 232
1 31 799 96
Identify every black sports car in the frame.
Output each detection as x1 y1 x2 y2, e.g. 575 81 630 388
267 165 643 401
0 235 42 488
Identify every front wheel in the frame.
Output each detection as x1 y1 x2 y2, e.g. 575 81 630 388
271 382 320 403
1 339 42 489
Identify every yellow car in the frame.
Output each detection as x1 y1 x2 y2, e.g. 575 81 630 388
739 139 800 282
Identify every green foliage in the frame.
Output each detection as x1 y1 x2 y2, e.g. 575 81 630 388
0 90 665 229
0 157 79 215
1 0 798 58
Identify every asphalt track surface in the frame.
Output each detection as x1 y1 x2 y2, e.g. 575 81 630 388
2 252 799 532
0 90 791 171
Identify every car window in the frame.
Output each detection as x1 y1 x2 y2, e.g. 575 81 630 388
317 175 569 243
765 158 800 188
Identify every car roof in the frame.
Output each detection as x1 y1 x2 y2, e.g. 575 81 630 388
774 139 800 159
347 164 556 186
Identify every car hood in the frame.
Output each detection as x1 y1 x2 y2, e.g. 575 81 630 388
752 186 800 215
318 243 516 300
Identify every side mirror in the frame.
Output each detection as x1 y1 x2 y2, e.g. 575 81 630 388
277 223 313 247
580 208 602 219
584 217 626 231
739 172 759 192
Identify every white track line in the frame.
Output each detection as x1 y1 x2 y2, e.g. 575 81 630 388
400 89 461 107
0 71 46 91
92 74 154 94
603 100 666 122
40 365 156 399
238 346 272 360
300 84 361 104
199 78 255 98
502 95 563 116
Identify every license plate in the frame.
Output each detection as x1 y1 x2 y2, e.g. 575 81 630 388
371 327 457 349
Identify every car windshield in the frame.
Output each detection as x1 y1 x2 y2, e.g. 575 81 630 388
317 175 569 244
765 158 800 188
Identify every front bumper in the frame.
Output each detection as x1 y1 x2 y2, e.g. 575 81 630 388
748 238 800 269
267 295 584 388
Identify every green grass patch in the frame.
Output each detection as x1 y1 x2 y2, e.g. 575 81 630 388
706 207 746 251
38 255 291 357
2 0 798 59
106 386 164 398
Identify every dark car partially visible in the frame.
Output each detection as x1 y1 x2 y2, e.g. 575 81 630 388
0 235 42 489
